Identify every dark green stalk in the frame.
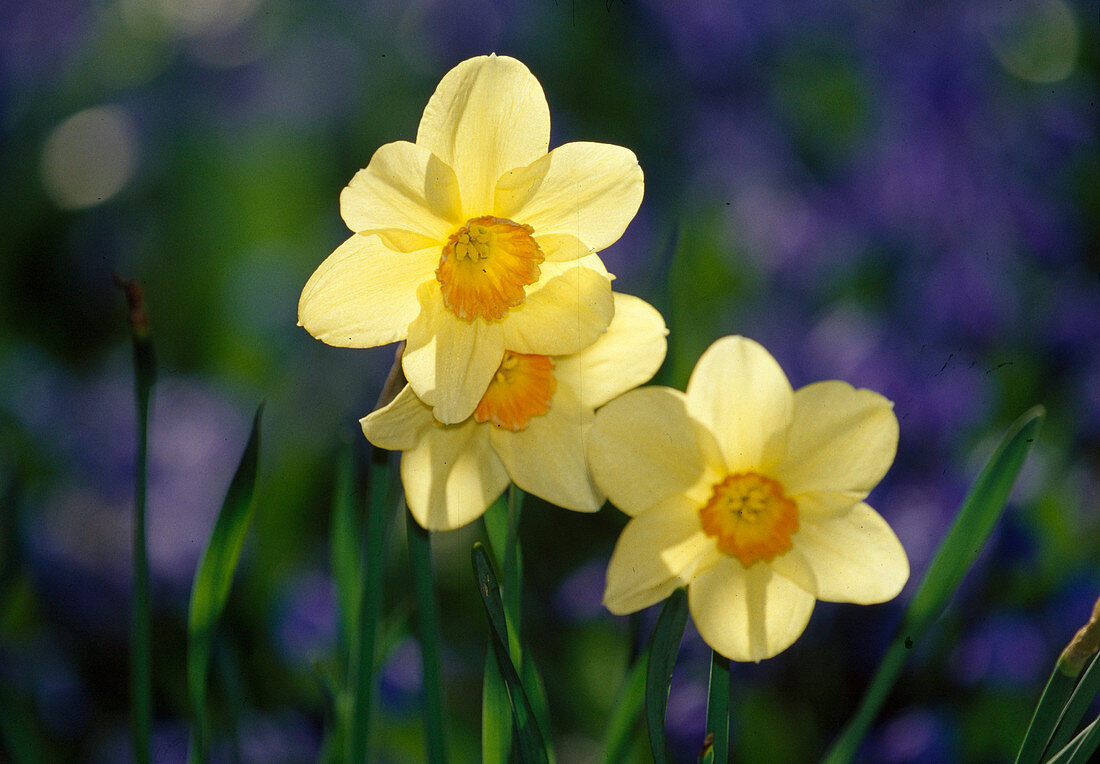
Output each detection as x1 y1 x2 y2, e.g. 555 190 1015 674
408 503 448 763
347 451 394 763
118 277 155 764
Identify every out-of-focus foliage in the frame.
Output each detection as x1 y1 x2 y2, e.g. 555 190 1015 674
0 0 1096 761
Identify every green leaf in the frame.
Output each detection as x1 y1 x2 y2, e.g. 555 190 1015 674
472 543 549 764
645 587 689 764
482 646 512 764
1045 716 1100 764
481 496 513 763
186 403 264 763
823 405 1045 764
1015 656 1086 764
701 650 730 764
1047 654 1100 758
602 654 647 764
408 506 449 763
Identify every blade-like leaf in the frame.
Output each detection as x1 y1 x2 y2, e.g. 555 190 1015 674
646 587 689 764
473 543 549 764
1045 716 1100 764
823 405 1045 764
482 645 512 764
186 403 263 763
701 650 730 764
1047 654 1100 757
602 654 647 764
1015 661 1083 764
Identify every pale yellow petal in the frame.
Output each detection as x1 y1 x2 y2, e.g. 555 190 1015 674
689 559 815 662
685 336 794 474
298 235 436 347
401 420 509 531
554 293 668 409
532 232 592 262
340 141 462 248
787 503 909 604
499 265 613 356
401 281 506 424
360 384 433 451
488 385 601 512
588 387 708 516
602 494 719 615
494 141 643 253
416 55 550 216
539 253 612 280
771 381 899 517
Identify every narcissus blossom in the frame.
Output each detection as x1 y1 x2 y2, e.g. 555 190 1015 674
363 294 666 531
590 336 909 662
299 54 644 424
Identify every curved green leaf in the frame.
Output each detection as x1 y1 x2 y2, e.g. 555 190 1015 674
473 543 549 764
823 405 1045 764
186 403 263 762
646 587 689 764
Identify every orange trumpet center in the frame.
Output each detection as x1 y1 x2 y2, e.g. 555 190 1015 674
436 216 544 322
699 473 799 567
474 351 556 431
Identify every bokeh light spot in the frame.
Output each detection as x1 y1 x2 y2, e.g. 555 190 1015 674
983 0 1078 83
40 105 138 209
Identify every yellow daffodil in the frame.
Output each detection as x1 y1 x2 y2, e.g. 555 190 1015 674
299 54 644 424
589 336 909 662
362 294 667 531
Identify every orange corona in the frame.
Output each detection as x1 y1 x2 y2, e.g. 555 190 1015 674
474 351 556 431
436 216 544 321
699 473 799 566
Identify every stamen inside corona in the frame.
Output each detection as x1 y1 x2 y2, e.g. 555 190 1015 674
436 216 544 322
474 351 556 431
699 473 799 566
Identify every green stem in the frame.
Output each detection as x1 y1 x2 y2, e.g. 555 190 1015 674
407 504 448 763
347 451 394 763
128 308 155 764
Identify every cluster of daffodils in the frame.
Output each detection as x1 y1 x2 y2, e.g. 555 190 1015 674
299 55 908 662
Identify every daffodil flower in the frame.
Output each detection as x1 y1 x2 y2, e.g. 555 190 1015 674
299 54 644 424
362 294 666 531
590 336 909 662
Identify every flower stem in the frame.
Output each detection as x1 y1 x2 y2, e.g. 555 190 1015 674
347 449 394 762
119 277 155 764
407 503 448 763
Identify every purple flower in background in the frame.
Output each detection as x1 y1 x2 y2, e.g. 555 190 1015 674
272 570 338 667
553 558 612 624
868 707 957 764
950 613 1048 688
